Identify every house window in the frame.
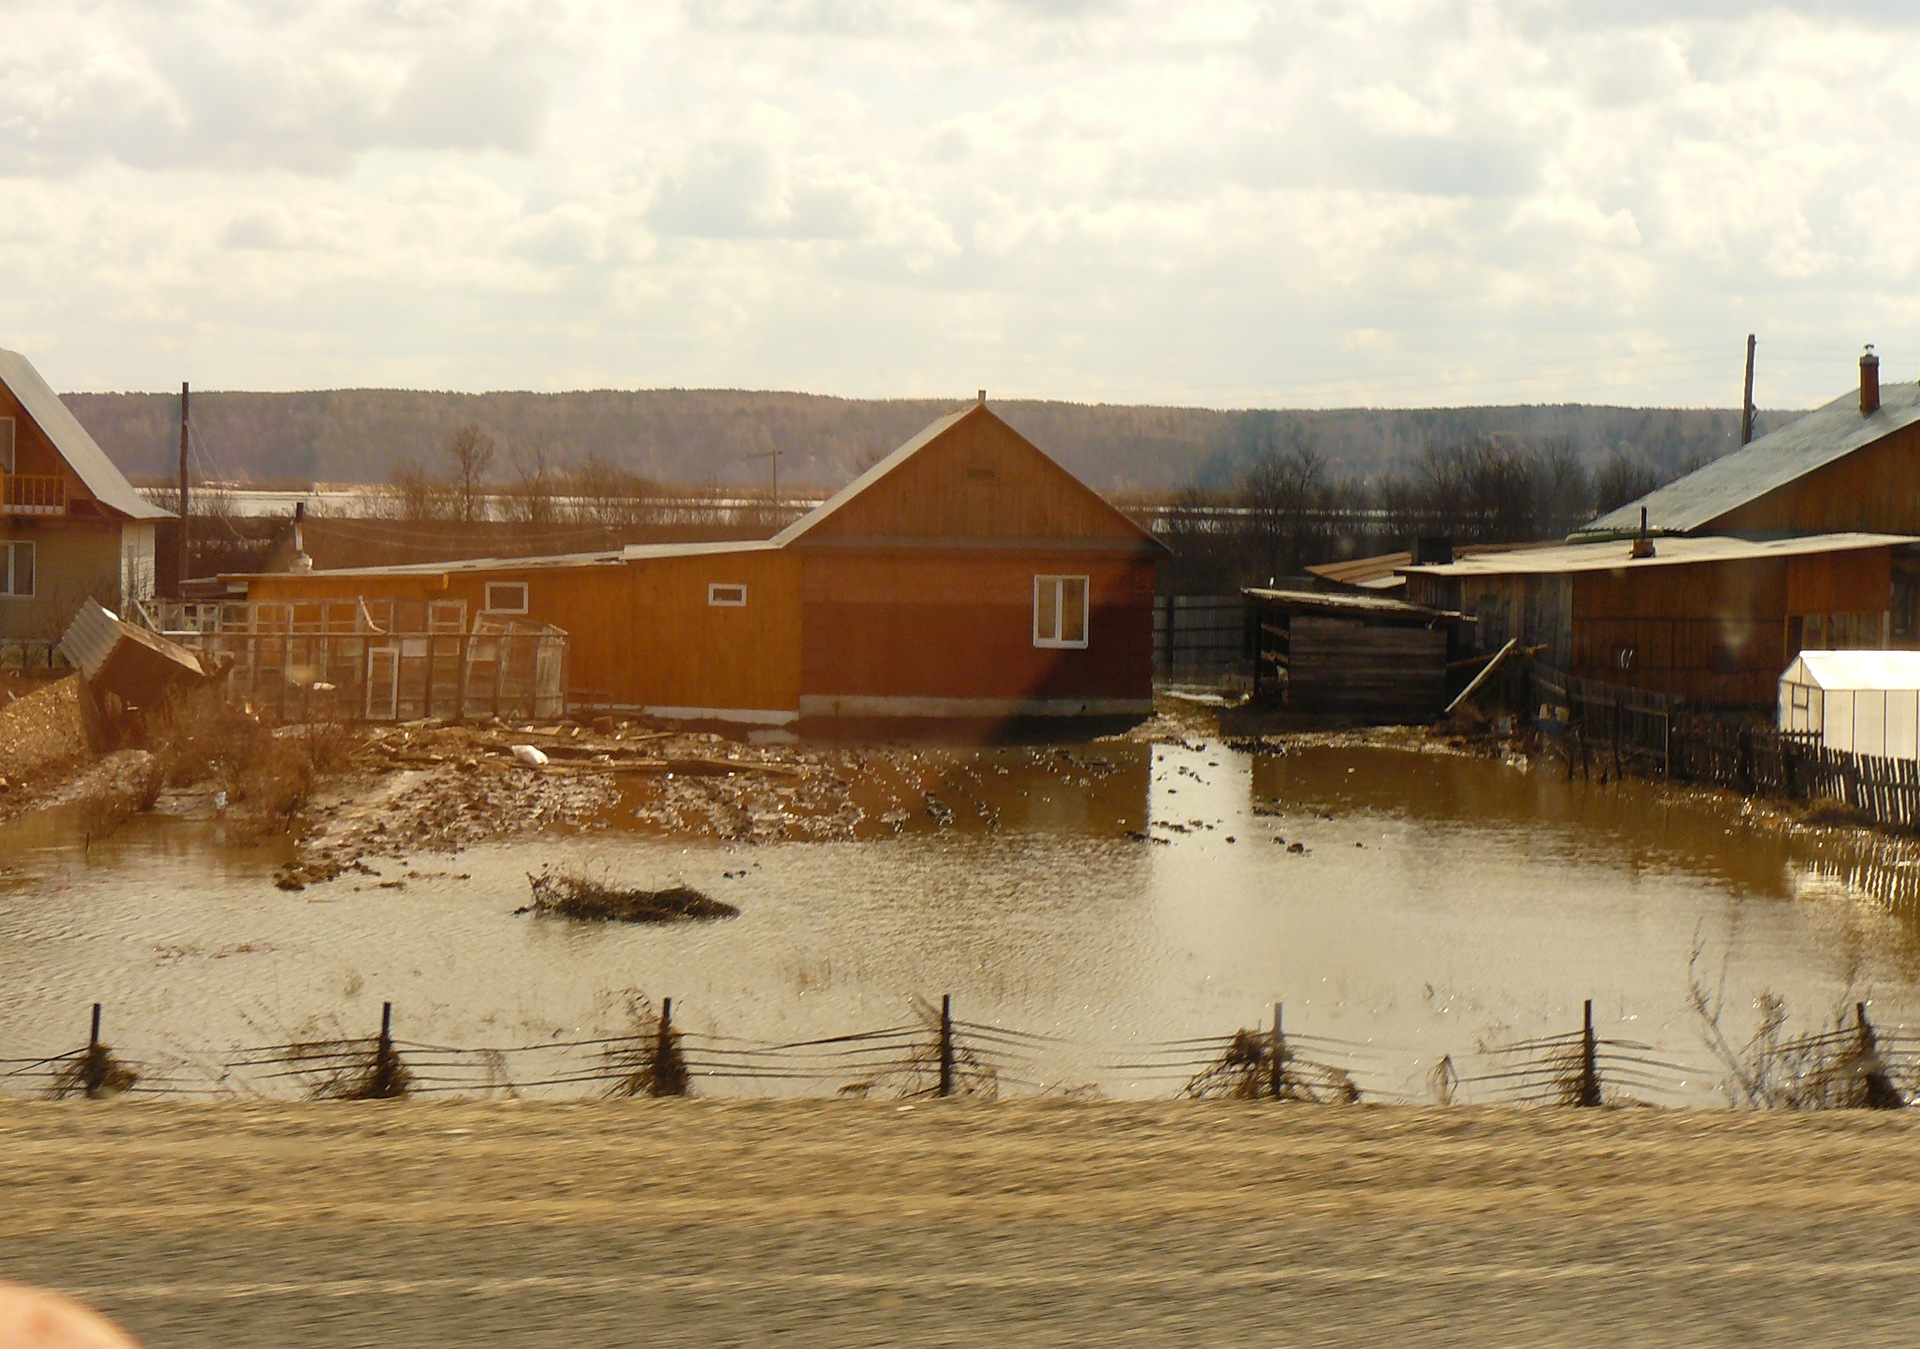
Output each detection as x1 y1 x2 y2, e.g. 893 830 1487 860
1034 575 1089 649
0 540 34 597
0 418 13 474
484 581 528 614
709 583 747 607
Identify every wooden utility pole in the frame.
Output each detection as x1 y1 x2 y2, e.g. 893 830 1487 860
1740 334 1756 446
748 447 783 511
176 381 190 596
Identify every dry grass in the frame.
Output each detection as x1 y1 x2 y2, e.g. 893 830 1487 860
1800 797 1875 829
1689 945 1907 1110
144 685 359 835
74 752 165 846
602 998 689 1098
45 1045 138 1100
1183 1027 1361 1103
290 1037 413 1101
523 866 739 924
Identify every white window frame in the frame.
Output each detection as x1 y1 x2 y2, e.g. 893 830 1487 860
483 581 529 614
1033 574 1089 649
0 540 34 598
708 582 747 608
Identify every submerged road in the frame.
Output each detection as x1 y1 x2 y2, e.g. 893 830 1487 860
2 1101 1918 1346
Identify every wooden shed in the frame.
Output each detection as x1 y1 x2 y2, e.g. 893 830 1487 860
237 399 1166 725
1243 588 1471 719
1403 533 1917 707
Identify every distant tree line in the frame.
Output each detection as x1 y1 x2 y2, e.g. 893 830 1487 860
368 423 802 537
69 386 1780 499
1155 423 1680 594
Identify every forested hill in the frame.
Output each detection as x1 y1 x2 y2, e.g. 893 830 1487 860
62 387 1802 495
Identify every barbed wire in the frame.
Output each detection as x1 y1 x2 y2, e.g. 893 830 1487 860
3 999 1913 1108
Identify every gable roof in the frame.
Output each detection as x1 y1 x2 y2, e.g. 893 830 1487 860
773 401 1167 553
1578 381 1920 539
0 349 170 520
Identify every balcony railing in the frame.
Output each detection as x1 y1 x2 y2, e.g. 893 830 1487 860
1 473 65 515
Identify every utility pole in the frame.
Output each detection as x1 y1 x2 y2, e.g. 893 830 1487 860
1740 334 1756 446
176 381 190 597
747 447 783 512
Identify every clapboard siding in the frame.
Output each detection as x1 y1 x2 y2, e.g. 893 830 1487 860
1288 617 1446 716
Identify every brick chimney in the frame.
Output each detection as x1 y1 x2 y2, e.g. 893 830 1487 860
1861 344 1881 416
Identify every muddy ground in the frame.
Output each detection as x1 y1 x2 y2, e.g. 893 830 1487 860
5 1100 1920 1346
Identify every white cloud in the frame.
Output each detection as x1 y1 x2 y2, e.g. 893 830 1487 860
0 0 1916 410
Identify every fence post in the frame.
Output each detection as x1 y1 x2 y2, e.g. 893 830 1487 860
650 996 688 1098
1577 999 1601 1108
1269 1002 1285 1101
1855 1001 1904 1109
1611 694 1624 780
938 994 954 1098
83 1002 107 1097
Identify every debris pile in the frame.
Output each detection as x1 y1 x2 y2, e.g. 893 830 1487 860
522 866 738 924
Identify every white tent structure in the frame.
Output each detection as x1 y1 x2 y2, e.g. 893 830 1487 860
1779 651 1920 760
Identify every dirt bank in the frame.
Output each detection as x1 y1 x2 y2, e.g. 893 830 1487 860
3 1101 1919 1346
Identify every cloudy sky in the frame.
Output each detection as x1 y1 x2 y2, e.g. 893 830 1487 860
2 0 1914 408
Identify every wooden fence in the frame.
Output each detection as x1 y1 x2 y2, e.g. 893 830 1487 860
1153 594 1246 679
1529 664 1920 831
0 638 65 672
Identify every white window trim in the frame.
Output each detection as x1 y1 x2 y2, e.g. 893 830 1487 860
0 540 33 598
708 582 747 607
483 581 529 614
1033 574 1089 650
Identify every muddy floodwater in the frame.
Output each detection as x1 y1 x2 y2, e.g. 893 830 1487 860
3 738 1918 1103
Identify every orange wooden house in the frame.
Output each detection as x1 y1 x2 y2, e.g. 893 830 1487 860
238 398 1167 724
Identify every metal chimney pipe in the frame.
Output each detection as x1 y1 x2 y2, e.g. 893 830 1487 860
1861 345 1881 416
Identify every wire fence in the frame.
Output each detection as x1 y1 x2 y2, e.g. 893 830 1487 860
1523 663 1920 833
4 995 1911 1111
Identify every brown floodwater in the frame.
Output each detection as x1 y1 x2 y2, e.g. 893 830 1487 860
1 739 1917 1104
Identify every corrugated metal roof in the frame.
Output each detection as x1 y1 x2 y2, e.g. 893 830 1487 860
1579 381 1920 537
0 349 170 521
57 596 128 677
1785 650 1920 692
1403 532 1915 578
59 597 204 702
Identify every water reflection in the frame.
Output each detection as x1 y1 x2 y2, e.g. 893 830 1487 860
0 739 1914 1104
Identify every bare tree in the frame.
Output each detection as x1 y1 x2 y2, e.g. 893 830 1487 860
441 423 498 524
1593 452 1664 518
505 442 557 527
1237 427 1326 582
387 461 455 522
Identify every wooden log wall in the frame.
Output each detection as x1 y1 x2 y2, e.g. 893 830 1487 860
1289 617 1446 717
